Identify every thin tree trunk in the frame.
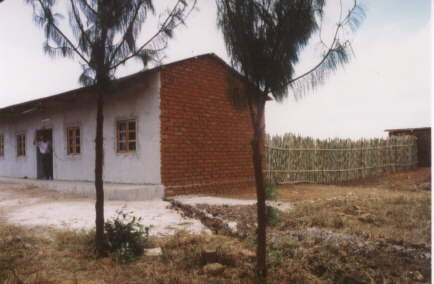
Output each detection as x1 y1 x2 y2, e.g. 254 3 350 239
94 2 107 256
95 89 105 256
249 98 267 281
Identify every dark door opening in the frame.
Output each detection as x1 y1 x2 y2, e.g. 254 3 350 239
36 129 53 180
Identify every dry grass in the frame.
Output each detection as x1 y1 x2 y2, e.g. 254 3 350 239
265 168 431 283
174 168 432 283
265 229 431 283
276 167 431 245
0 225 257 284
0 168 431 283
1 218 430 284
279 193 431 245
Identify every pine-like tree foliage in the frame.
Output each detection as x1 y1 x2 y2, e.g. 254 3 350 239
25 0 195 86
216 0 364 280
217 0 364 101
25 0 196 256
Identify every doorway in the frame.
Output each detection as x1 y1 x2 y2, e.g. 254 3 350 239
36 129 53 179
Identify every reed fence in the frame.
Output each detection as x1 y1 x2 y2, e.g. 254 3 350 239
264 134 418 184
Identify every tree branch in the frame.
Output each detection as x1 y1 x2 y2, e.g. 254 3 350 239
288 0 357 85
109 0 184 69
80 0 97 16
107 1 143 65
108 0 197 70
287 29 339 84
288 6 354 85
70 0 92 48
37 0 90 65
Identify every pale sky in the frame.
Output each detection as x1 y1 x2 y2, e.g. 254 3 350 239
0 0 431 139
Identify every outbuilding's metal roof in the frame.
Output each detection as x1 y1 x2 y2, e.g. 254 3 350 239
385 127 431 132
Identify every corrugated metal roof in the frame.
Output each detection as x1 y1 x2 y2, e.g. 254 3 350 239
0 53 258 119
385 127 431 132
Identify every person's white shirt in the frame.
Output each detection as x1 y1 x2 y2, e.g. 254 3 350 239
37 141 51 154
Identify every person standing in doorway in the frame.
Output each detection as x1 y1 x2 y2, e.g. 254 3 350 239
34 134 52 179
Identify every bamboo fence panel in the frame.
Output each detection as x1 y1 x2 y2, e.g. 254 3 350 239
264 134 418 184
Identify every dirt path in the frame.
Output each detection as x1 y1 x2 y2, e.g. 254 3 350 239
0 183 209 236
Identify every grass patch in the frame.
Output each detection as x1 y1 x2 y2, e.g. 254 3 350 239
0 168 430 283
280 194 431 245
0 225 49 284
0 225 258 283
265 230 431 283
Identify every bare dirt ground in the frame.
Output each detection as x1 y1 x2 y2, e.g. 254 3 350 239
0 183 210 237
217 167 431 202
0 168 431 283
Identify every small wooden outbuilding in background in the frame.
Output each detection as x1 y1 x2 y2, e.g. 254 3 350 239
385 127 431 167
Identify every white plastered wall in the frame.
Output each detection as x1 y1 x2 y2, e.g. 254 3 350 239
0 71 161 184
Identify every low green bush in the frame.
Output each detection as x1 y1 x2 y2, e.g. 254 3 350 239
104 209 151 263
266 205 280 227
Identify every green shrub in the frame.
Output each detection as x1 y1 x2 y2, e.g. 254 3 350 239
266 205 280 227
104 209 151 263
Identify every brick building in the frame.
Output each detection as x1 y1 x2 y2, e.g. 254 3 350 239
0 54 256 198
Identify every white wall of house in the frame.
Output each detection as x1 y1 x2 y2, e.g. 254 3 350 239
0 72 161 185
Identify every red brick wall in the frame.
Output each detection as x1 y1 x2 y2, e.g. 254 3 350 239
160 56 256 196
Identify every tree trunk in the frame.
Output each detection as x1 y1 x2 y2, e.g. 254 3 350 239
94 2 108 257
95 89 105 256
249 98 267 281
